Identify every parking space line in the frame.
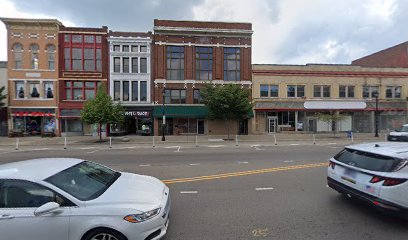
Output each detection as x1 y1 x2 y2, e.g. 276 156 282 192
255 187 274 191
139 164 151 167
189 163 200 166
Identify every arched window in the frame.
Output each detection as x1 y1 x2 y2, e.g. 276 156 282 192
47 45 56 70
12 43 23 69
30 44 39 69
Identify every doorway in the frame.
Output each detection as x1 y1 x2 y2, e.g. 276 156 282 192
268 117 277 133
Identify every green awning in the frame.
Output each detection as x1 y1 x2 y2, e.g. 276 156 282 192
153 106 209 118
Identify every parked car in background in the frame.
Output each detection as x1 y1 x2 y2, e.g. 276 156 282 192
327 142 408 216
0 158 170 240
387 124 408 142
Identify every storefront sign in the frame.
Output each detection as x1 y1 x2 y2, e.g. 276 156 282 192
11 109 55 117
125 111 151 118
60 109 81 117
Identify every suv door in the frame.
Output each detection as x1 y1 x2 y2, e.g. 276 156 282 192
0 179 71 240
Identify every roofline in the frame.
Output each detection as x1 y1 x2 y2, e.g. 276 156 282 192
0 17 63 26
154 18 252 26
352 40 408 63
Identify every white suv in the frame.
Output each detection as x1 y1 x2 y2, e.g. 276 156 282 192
327 142 408 216
388 124 408 142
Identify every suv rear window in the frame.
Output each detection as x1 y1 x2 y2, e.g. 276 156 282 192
334 148 402 172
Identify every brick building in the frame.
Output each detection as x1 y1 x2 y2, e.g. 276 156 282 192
58 26 109 136
108 31 153 136
0 61 7 136
352 41 408 68
152 19 253 136
1 18 61 137
252 64 408 134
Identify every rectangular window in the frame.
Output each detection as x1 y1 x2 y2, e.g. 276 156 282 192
260 85 268 97
114 81 120 101
313 85 330 98
64 48 71 70
84 48 95 71
193 89 202 104
29 82 40 98
140 81 147 101
196 47 213 80
123 81 129 101
132 81 138 101
48 50 55 70
72 48 82 70
287 85 305 98
122 45 129 52
123 57 129 73
64 34 103 72
339 86 354 98
72 35 82 43
386 86 402 99
44 82 54 99
113 45 120 52
64 81 98 100
132 57 138 73
166 46 184 80
14 52 22 69
84 35 94 43
114 57 120 73
15 81 25 99
140 58 147 73
96 49 102 72
140 46 147 52
164 89 186 104
223 48 240 81
131 45 138 52
260 85 279 97
363 86 379 98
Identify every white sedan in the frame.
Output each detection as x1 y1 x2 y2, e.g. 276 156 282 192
0 158 170 240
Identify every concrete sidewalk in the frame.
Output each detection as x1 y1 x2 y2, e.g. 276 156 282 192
0 132 389 147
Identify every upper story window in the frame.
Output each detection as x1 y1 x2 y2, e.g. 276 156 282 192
224 48 240 81
287 85 305 98
196 47 213 80
164 89 186 104
167 46 184 80
386 86 402 99
63 34 103 72
15 81 25 99
313 85 330 98
114 57 120 73
46 45 56 70
362 86 379 98
140 46 147 52
339 85 354 98
140 58 147 73
131 45 138 52
113 80 147 102
113 45 120 52
122 45 129 52
44 82 54 99
64 81 99 100
30 44 39 69
29 81 40 98
12 43 23 69
260 84 279 97
194 89 203 104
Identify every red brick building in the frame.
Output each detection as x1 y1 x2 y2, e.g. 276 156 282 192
152 19 253 136
58 26 109 136
352 41 408 68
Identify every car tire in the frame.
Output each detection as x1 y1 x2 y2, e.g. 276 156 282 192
82 228 127 240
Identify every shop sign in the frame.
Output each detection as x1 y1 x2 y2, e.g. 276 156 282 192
12 111 54 117
60 109 81 117
125 111 150 118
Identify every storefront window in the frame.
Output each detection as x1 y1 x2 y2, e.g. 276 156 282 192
13 117 25 131
61 119 83 132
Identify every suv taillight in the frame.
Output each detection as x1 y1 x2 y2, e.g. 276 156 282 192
370 176 407 186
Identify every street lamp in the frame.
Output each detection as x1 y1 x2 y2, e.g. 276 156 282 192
374 93 379 137
162 88 166 141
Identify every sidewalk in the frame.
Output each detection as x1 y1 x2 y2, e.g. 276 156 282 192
0 132 389 147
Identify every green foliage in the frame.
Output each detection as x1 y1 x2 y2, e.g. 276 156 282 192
201 84 253 121
80 84 124 138
315 112 346 124
0 86 6 107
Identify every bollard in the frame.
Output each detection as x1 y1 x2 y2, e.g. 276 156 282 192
16 138 19 150
351 132 354 143
236 135 239 146
152 136 155 148
109 137 112 148
195 135 198 147
274 134 277 145
313 134 316 145
64 137 67 149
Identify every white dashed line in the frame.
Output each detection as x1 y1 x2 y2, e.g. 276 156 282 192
290 144 300 146
139 164 151 167
32 148 49 151
255 187 275 191
119 147 137 149
180 191 198 194
189 163 200 166
328 143 337 145
165 146 180 149
81 147 97 150
208 145 225 148
284 160 294 163
86 150 99 154
238 161 249 164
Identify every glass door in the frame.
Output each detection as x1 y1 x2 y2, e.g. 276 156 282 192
268 118 277 133
197 120 205 134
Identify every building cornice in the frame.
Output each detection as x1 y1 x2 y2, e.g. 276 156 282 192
252 69 408 78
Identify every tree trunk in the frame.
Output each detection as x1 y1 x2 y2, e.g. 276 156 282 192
99 123 102 142
227 119 231 140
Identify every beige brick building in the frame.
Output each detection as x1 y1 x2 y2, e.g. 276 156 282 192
1 18 61 136
252 64 408 134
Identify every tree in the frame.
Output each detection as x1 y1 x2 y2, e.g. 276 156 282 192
315 112 346 136
201 84 253 139
81 84 125 142
0 86 6 107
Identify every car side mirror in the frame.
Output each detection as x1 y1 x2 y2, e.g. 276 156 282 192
34 202 60 216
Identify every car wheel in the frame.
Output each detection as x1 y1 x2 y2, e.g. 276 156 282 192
83 228 126 240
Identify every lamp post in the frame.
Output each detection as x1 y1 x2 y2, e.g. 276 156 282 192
374 93 379 137
162 88 166 141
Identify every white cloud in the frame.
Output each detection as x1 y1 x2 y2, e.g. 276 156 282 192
0 0 76 61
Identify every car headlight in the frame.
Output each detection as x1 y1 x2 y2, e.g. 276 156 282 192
124 208 161 223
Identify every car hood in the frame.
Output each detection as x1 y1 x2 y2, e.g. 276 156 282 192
389 131 408 136
87 172 166 212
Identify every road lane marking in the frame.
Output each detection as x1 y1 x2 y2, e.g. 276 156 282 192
255 187 274 191
290 144 300 146
165 146 180 149
175 146 181 152
208 145 225 148
189 164 200 166
32 148 49 151
139 164 151 167
81 147 97 150
284 160 294 163
238 161 249 164
162 162 328 184
86 150 99 154
328 143 337 145
180 191 198 194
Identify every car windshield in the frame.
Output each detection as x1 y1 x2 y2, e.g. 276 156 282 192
334 148 402 172
45 161 121 201
397 125 408 132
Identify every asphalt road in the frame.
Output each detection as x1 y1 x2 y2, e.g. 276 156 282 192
0 144 407 239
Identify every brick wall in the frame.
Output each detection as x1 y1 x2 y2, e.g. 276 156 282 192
352 42 408 68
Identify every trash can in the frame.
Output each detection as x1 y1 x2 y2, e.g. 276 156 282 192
346 131 353 138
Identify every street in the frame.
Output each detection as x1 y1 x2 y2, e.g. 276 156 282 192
0 143 407 239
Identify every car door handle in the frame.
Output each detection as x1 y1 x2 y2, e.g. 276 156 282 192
0 214 14 220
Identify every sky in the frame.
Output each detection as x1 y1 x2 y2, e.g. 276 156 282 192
1 0 408 65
